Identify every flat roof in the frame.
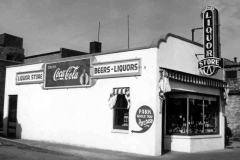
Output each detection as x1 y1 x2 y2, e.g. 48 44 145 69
24 51 60 59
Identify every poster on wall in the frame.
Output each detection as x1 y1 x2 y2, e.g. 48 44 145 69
132 105 154 133
44 58 91 89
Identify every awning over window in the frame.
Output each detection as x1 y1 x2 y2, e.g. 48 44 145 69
108 87 130 109
160 67 227 88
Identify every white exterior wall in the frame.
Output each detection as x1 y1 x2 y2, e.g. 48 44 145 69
157 36 224 80
164 135 223 152
4 48 162 156
157 36 225 152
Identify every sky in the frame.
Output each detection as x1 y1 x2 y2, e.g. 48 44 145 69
0 0 239 61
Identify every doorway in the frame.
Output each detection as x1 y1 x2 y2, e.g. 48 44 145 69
162 97 170 154
161 99 166 154
7 95 18 138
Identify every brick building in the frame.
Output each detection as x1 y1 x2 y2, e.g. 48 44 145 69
224 57 240 139
0 33 24 128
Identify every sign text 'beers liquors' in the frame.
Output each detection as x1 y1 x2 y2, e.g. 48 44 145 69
198 6 222 76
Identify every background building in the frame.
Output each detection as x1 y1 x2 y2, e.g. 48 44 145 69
0 33 24 129
224 57 240 140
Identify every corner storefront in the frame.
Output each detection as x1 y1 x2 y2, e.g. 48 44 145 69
3 33 227 156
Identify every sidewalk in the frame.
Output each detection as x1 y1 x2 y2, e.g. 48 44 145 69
0 135 161 160
1 134 240 160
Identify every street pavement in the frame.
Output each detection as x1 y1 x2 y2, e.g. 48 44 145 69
0 135 240 160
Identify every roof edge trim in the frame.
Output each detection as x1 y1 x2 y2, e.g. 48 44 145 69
150 33 203 48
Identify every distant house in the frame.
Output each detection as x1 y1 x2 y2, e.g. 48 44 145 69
224 57 240 139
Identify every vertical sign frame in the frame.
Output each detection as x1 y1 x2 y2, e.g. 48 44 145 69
198 6 222 76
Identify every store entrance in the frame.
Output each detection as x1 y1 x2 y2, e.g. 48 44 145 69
7 95 18 138
161 99 168 154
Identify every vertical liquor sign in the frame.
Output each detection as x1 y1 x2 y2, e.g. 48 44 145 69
198 6 222 76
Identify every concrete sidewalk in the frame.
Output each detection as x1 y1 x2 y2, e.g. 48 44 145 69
1 135 240 160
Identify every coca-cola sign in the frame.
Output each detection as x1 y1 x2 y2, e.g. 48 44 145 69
44 58 91 89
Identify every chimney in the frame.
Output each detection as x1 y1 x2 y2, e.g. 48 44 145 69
90 41 102 54
234 57 237 62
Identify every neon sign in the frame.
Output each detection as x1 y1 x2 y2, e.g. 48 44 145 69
198 6 222 76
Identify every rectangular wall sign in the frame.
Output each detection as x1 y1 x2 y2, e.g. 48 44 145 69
92 58 141 79
16 70 44 85
44 58 91 89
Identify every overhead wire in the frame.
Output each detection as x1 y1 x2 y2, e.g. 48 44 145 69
29 16 127 55
101 36 160 52
18 8 204 56
29 8 162 55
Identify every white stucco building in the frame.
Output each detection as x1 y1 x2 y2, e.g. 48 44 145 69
3 33 227 156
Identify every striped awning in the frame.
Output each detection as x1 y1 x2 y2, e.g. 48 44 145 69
160 67 227 88
108 87 130 109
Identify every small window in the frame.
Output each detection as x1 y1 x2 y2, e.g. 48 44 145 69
226 71 237 79
113 94 129 130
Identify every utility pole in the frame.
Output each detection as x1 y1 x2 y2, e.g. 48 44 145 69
128 15 129 49
98 22 100 42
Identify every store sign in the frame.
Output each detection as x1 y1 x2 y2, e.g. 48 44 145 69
44 58 91 89
92 58 141 79
198 6 222 76
16 70 44 85
132 105 154 133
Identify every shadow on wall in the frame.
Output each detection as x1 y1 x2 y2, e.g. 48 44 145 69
225 116 233 146
2 117 22 139
225 126 233 146
16 121 22 139
163 137 172 154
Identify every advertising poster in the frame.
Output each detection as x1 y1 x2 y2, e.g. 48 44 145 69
44 58 91 89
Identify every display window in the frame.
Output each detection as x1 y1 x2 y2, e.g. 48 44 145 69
166 93 219 135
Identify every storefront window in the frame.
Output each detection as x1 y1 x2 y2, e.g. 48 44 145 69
203 99 219 134
189 99 203 134
113 94 129 130
166 93 219 135
166 98 187 134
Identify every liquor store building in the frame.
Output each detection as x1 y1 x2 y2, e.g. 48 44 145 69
3 33 227 156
